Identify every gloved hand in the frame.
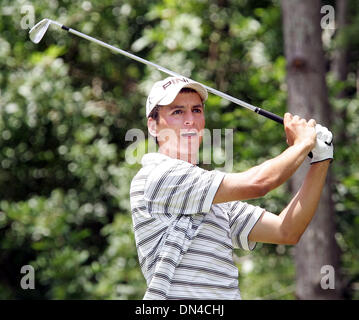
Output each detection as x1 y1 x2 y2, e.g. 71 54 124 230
310 124 334 164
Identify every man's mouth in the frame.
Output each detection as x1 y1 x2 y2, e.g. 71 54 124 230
181 131 197 138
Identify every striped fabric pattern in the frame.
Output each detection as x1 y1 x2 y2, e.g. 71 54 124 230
130 153 264 300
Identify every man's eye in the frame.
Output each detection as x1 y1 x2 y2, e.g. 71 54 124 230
193 108 202 113
173 110 183 115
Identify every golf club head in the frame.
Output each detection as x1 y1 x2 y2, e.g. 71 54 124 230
29 19 51 43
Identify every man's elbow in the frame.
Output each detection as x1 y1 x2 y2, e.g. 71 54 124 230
251 178 276 198
251 172 281 198
252 162 284 196
252 184 271 198
285 235 300 245
281 230 301 245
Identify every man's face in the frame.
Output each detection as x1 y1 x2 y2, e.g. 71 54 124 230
149 91 205 163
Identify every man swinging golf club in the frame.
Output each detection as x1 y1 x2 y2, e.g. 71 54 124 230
130 76 333 300
28 18 333 300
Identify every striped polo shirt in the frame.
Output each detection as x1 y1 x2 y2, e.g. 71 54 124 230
130 152 264 300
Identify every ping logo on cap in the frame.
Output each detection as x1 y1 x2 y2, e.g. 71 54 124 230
146 76 208 117
162 78 190 90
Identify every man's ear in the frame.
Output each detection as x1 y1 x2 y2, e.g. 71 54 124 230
147 117 157 138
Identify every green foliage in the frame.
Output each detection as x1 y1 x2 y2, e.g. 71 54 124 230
0 0 358 300
237 244 296 300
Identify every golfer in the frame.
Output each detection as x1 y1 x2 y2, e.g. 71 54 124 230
130 76 333 300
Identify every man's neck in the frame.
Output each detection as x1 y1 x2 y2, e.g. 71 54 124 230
158 147 199 165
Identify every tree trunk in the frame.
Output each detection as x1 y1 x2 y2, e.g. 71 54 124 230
332 0 350 144
280 0 343 299
332 0 349 88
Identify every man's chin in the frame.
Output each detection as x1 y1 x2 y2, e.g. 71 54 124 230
177 146 200 164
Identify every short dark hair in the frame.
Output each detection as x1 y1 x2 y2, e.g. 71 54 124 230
148 105 160 124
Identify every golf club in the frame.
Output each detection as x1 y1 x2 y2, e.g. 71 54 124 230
29 18 284 124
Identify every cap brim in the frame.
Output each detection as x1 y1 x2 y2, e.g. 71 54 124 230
157 82 208 106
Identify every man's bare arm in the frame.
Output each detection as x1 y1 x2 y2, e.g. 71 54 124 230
213 113 316 203
213 140 313 203
248 160 330 244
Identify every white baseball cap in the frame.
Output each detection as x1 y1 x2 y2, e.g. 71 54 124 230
146 76 208 117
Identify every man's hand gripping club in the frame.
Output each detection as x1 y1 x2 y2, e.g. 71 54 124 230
283 113 334 164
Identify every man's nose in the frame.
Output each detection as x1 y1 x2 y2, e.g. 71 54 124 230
184 111 194 125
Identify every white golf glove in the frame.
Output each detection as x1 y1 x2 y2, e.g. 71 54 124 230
310 124 334 164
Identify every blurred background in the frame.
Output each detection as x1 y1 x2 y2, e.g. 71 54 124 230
0 0 358 299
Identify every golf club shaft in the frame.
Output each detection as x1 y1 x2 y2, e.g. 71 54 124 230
33 20 313 157
68 24 313 157
61 24 284 124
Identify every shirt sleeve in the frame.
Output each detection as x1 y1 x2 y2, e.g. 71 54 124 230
228 201 264 251
143 158 225 215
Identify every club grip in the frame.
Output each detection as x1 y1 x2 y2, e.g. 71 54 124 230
256 108 284 124
255 108 313 158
